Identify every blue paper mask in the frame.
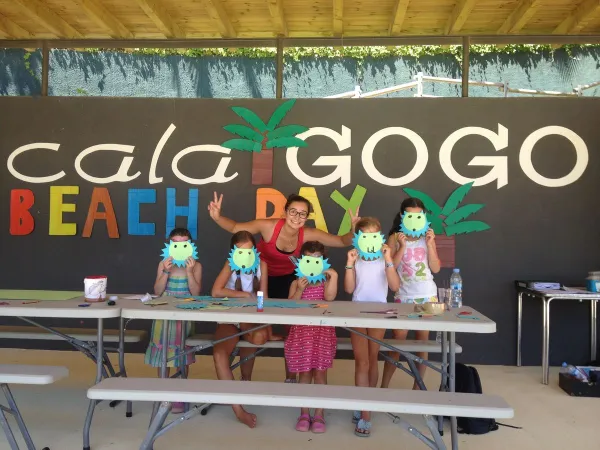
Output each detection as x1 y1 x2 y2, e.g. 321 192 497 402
228 246 260 274
161 240 198 267
294 254 331 284
399 211 430 238
352 231 386 260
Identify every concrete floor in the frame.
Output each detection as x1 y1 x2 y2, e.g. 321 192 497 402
0 348 595 450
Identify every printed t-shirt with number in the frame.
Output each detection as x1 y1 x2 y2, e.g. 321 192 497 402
395 237 437 304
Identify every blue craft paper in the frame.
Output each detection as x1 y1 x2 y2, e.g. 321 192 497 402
128 189 156 236
166 188 198 239
176 303 207 310
176 298 316 310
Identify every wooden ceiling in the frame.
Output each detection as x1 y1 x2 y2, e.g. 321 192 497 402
0 0 599 41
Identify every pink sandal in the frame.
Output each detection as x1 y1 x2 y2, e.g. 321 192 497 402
171 402 185 414
295 414 311 432
311 415 326 433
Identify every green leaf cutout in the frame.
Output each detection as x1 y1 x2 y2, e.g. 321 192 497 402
445 221 490 236
441 182 474 217
267 124 309 140
428 216 446 235
223 124 264 143
231 107 267 132
402 188 443 217
221 139 262 152
266 136 308 149
266 99 296 131
445 204 485 226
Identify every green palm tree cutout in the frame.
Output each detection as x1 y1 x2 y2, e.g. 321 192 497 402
221 99 309 185
403 182 490 236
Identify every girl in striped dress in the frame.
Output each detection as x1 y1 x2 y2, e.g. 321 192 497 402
285 241 338 434
144 228 202 414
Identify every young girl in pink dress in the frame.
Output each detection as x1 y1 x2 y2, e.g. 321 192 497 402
285 241 338 434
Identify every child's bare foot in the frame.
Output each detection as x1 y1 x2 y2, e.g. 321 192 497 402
234 407 257 428
269 333 284 341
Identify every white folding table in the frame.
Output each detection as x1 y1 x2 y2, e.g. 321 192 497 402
119 298 495 450
516 287 600 384
0 297 122 450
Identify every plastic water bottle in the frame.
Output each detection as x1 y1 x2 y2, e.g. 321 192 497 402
449 268 463 309
256 290 264 313
560 362 588 382
436 331 443 344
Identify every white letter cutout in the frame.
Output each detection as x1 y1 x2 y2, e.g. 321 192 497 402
362 127 428 186
519 126 588 188
172 145 238 185
7 143 65 183
149 124 176 184
440 124 509 189
286 126 352 188
75 144 141 184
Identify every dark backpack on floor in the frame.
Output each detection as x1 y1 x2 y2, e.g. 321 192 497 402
453 363 499 435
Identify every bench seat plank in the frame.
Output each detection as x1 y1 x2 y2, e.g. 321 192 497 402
187 334 462 353
0 364 68 385
88 378 513 419
0 326 146 343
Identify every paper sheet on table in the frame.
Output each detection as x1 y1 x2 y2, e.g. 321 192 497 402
175 300 318 310
561 287 593 294
123 294 159 300
536 287 592 295
0 290 82 301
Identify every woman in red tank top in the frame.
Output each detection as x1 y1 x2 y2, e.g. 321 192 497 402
209 191 359 381
209 192 359 297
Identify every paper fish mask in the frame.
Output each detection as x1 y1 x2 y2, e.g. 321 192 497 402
228 246 260 274
161 240 198 267
352 231 386 260
294 254 331 284
399 211 430 238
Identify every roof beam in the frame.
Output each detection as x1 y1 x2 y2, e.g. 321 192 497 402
389 0 410 35
74 0 133 39
333 0 343 37
0 14 33 39
553 0 600 35
497 0 541 34
445 0 478 35
268 0 288 37
204 0 236 38
12 0 83 38
134 0 185 38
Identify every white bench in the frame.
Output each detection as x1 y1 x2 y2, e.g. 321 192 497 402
0 364 68 450
0 326 146 343
187 334 463 353
188 334 462 418
88 377 513 450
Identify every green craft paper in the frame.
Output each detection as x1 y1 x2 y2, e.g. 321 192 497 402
0 290 82 301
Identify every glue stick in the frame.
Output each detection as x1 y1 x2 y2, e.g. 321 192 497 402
256 291 264 312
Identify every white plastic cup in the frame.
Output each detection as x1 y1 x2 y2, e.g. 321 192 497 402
84 276 107 302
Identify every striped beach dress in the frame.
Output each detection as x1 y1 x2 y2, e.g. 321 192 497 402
144 275 195 368
284 283 337 373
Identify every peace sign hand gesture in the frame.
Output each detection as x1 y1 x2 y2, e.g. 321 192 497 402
349 207 361 232
208 191 223 222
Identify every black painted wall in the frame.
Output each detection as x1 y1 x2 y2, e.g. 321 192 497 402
1 97 599 366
